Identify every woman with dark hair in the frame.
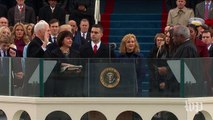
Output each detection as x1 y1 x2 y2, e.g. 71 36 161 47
50 30 79 58
165 29 176 58
187 24 209 57
47 31 85 97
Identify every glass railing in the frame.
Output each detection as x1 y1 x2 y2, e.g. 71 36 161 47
0 57 212 97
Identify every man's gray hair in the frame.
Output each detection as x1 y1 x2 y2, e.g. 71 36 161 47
175 25 190 39
34 20 48 34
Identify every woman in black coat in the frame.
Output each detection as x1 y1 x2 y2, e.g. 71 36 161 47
47 31 85 97
118 33 145 97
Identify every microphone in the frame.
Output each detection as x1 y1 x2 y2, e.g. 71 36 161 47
108 42 117 58
109 42 117 50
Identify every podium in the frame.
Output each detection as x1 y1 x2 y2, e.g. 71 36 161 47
88 62 137 97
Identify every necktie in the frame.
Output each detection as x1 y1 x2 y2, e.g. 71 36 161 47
3 51 6 57
19 5 23 12
94 44 97 54
83 33 86 39
205 2 209 20
53 37 57 43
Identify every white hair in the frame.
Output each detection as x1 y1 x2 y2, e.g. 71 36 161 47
34 20 49 35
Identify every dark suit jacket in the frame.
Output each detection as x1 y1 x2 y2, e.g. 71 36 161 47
73 31 90 48
27 36 45 58
172 40 198 58
209 44 213 57
44 42 58 58
80 42 114 58
7 5 36 26
39 4 65 25
0 4 7 17
195 1 213 19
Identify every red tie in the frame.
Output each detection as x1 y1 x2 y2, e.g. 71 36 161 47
94 44 97 54
204 2 209 20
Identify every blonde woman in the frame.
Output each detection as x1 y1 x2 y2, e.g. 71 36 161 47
119 33 142 58
11 22 30 57
0 26 11 38
118 33 144 97
25 23 34 40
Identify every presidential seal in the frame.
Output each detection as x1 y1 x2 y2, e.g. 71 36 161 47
100 67 120 88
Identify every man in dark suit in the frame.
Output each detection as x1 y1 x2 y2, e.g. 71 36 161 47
48 18 59 43
27 20 50 58
7 0 36 26
74 18 90 49
172 25 198 58
195 0 213 20
80 24 114 58
44 19 59 57
25 20 50 97
201 30 213 57
39 0 66 25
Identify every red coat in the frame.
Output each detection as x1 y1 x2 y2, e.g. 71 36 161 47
195 38 209 57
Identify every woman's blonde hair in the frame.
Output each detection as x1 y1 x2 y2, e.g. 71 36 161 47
11 22 30 44
0 26 11 38
119 33 140 54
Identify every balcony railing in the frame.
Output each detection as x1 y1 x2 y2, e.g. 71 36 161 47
1 57 213 97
